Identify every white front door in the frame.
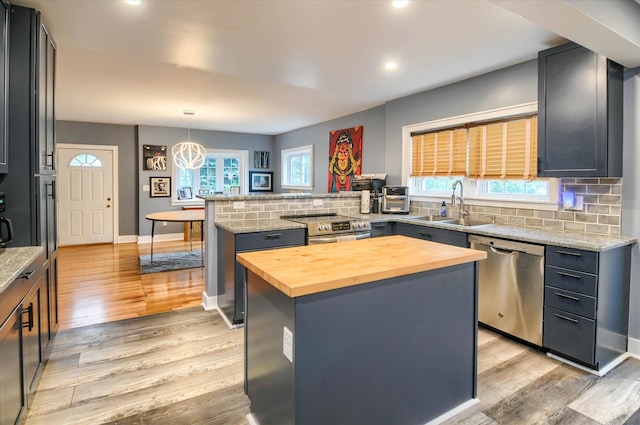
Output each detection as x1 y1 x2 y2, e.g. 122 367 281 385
58 147 115 246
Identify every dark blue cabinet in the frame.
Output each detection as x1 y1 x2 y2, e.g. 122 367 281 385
537 42 623 177
0 1 8 175
393 222 467 247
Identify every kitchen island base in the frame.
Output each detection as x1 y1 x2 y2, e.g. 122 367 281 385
245 262 478 425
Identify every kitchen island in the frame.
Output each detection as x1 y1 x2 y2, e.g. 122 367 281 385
237 235 486 425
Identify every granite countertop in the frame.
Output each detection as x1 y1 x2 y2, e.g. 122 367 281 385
198 192 360 202
217 212 636 252
0 247 44 294
237 235 486 297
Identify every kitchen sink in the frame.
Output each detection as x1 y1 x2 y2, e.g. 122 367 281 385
415 215 457 223
443 218 492 227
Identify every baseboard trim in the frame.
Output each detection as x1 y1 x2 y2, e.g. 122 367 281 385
547 352 629 376
117 235 138 244
201 291 217 310
425 397 480 425
628 336 640 358
137 233 184 244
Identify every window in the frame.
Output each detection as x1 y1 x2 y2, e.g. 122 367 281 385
171 149 248 204
69 153 102 167
402 103 558 207
281 145 313 190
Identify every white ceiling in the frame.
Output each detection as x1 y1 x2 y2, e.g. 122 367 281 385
10 0 640 135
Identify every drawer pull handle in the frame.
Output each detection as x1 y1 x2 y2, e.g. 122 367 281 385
555 292 580 301
555 313 579 323
265 233 282 239
22 303 34 331
556 250 581 257
373 224 385 228
19 270 36 280
418 233 433 240
556 271 581 279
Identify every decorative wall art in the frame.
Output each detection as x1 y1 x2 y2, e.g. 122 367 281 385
249 171 273 192
254 151 270 169
178 187 192 200
328 126 363 192
143 145 167 170
150 177 171 197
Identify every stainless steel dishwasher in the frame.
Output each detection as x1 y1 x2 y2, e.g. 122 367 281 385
469 235 545 346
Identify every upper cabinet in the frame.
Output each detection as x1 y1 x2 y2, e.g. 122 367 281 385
0 1 8 175
537 42 623 178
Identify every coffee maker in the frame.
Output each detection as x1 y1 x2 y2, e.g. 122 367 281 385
0 192 13 250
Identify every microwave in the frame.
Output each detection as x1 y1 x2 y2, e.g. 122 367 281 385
381 186 410 214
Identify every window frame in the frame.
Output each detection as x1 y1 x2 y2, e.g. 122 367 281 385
281 144 314 191
171 148 248 206
402 102 560 210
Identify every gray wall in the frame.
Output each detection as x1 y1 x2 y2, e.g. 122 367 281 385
384 60 538 184
622 68 640 342
273 105 386 193
56 121 138 236
137 125 274 236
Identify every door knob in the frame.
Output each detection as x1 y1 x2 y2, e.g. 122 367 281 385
107 204 111 208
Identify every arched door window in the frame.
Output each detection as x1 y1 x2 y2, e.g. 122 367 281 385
69 153 103 167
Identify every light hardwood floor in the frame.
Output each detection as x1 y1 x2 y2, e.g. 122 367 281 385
24 241 640 424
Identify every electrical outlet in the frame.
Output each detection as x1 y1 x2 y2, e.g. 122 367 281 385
573 195 584 211
162 221 167 226
283 327 293 363
313 199 322 206
233 201 245 209
142 184 150 192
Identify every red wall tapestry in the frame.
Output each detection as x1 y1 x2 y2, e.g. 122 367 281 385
328 126 363 192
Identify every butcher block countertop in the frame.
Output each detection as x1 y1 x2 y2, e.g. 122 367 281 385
236 235 486 298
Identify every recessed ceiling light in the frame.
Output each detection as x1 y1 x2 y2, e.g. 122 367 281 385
125 0 141 5
385 62 398 71
392 1 409 8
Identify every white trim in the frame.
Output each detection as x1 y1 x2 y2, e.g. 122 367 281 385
423 398 480 424
247 414 260 425
628 336 640 358
201 291 218 310
57 143 119 245
546 352 629 377
137 232 184 244
117 235 138 244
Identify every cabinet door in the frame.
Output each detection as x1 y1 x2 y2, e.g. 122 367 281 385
22 278 42 404
0 308 25 425
37 19 56 173
0 2 8 175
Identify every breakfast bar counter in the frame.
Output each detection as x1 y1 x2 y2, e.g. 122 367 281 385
237 235 486 425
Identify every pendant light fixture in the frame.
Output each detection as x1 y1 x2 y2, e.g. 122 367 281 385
172 110 206 170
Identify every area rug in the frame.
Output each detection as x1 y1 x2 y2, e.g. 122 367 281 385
139 250 203 274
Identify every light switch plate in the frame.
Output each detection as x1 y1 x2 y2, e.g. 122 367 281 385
313 199 322 206
283 327 293 363
143 184 150 192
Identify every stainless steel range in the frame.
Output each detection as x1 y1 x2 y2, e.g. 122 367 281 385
281 213 371 244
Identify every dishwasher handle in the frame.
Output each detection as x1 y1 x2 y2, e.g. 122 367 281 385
469 235 544 256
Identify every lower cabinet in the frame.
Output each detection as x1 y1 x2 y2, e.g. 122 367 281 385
543 244 631 370
0 253 45 425
217 228 306 324
393 222 468 247
370 221 391 237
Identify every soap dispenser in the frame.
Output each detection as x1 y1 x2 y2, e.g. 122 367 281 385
440 201 447 217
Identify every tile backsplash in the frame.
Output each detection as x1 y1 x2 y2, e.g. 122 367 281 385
410 178 622 236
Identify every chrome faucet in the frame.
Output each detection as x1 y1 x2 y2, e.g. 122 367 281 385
451 180 469 221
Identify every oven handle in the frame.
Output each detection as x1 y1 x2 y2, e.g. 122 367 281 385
308 232 370 244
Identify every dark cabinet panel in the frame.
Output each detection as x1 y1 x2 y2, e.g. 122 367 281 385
393 222 467 247
370 221 391 237
0 1 8 175
0 308 24 425
22 277 42 405
537 42 623 177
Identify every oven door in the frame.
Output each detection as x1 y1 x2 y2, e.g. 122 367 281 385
307 231 370 244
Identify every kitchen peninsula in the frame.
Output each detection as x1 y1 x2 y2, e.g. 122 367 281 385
237 235 487 425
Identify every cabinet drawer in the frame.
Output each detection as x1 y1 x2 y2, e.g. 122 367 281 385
236 229 305 251
394 223 467 247
546 246 597 274
544 286 596 319
545 266 597 297
543 306 595 365
370 222 391 237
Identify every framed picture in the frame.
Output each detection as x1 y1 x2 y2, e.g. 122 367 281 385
249 171 273 192
178 188 192 199
143 145 168 170
254 151 270 169
150 177 171 197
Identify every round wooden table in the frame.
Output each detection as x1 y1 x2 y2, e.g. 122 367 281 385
145 210 205 264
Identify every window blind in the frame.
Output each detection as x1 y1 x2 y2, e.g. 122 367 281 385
411 115 537 180
468 115 537 180
410 128 467 177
